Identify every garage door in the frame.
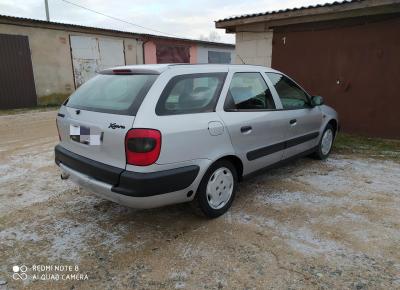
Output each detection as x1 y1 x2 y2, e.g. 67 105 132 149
0 34 36 109
156 44 190 63
271 15 400 139
70 36 125 87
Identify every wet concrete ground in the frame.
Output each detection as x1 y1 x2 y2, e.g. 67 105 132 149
0 110 399 289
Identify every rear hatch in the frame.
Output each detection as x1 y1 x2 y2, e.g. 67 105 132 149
56 71 157 169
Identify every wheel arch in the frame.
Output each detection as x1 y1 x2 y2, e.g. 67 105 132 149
206 155 244 182
327 118 338 138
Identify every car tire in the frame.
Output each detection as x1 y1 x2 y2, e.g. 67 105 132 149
313 124 335 160
193 160 238 218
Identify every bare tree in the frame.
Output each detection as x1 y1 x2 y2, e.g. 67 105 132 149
199 31 221 42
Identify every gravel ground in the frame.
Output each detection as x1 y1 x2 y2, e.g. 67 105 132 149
0 110 399 290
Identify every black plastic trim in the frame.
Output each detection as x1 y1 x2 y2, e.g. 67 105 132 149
243 146 318 180
286 132 319 148
247 142 286 161
112 165 200 197
55 145 199 197
55 145 123 185
247 131 320 161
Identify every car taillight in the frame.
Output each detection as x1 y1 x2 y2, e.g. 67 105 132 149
125 129 161 166
112 69 132 75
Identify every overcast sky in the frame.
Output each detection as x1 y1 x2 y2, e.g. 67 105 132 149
0 0 337 43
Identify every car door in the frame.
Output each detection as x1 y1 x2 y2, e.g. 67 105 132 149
218 70 290 176
266 72 323 159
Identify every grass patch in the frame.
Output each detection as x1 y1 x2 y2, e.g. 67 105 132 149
0 93 69 116
0 105 59 116
38 93 70 106
333 133 400 161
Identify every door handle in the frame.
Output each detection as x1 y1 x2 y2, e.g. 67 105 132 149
240 126 252 134
289 119 297 125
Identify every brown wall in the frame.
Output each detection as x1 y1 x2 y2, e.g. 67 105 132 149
271 15 400 139
0 34 36 109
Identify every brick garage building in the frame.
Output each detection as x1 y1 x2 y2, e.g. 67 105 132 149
216 0 400 139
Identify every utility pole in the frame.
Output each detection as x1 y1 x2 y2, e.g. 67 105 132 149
44 0 50 21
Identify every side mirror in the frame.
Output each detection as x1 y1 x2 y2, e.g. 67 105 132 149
311 95 324 106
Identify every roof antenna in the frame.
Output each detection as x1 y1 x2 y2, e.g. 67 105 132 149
237 53 246 64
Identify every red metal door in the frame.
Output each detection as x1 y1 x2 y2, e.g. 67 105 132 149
272 15 400 139
156 44 190 63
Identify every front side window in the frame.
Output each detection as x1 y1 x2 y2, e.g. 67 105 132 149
156 73 226 115
225 72 275 110
266 73 310 110
66 74 157 115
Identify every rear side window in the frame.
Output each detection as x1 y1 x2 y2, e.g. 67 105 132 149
66 74 157 115
156 73 227 115
225 72 276 111
266 73 310 110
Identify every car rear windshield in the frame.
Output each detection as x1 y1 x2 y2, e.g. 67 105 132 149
65 74 158 115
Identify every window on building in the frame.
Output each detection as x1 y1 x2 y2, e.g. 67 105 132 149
225 72 275 110
208 51 231 64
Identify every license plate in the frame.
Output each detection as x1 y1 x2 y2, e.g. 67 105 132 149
70 124 102 145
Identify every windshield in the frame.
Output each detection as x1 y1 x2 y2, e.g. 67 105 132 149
66 74 157 115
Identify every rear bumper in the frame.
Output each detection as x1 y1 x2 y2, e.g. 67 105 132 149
55 145 200 207
59 163 194 208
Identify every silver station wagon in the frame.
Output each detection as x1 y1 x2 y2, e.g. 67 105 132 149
55 64 338 218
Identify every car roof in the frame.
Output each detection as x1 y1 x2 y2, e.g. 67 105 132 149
104 64 278 74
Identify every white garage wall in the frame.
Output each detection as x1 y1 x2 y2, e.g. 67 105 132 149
70 35 126 87
98 38 125 70
234 24 273 66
